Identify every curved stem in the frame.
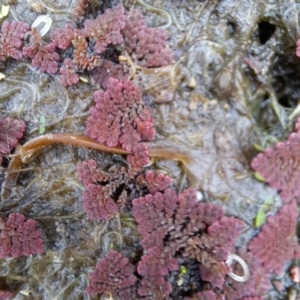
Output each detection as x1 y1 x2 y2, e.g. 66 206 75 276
147 145 191 163
12 132 191 166
1 134 130 198
2 133 191 199
20 133 131 157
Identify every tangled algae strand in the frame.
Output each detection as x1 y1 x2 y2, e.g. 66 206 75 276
0 78 38 120
135 0 172 29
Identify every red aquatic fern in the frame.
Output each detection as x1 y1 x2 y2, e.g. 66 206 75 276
251 120 300 203
118 285 139 300
185 290 216 300
221 248 271 299
60 58 79 86
295 115 300 132
77 159 124 220
196 291 216 300
85 77 155 151
77 159 121 187
76 143 152 220
72 28 100 71
133 188 178 249
0 213 44 258
248 200 300 275
50 23 74 50
137 170 173 194
0 20 29 61
133 188 244 288
296 33 300 58
127 143 150 174
23 28 59 73
0 291 13 300
73 0 90 19
86 250 137 296
83 4 126 54
0 117 25 164
207 217 246 250
199 260 231 288
122 9 174 67
138 276 172 299
90 59 129 89
137 248 177 299
32 44 59 73
138 246 178 277
81 184 118 220
77 144 150 189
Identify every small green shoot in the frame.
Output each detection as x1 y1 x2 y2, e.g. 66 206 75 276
253 143 265 152
177 277 183 286
0 5 10 19
254 172 265 182
79 76 88 83
177 266 187 286
109 242 114 250
254 196 273 227
39 116 46 134
254 209 266 227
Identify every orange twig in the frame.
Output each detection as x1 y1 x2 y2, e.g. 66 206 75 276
2 133 191 199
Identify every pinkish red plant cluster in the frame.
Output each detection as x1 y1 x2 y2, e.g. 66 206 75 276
85 77 155 151
91 59 129 89
66 2 127 74
0 213 43 258
122 9 174 67
219 248 271 300
60 112 300 299
132 188 244 295
138 246 178 299
251 115 300 203
82 4 126 54
0 291 13 300
215 201 300 299
59 58 79 86
0 117 25 164
139 170 173 194
73 0 91 19
185 290 216 300
0 21 29 61
251 133 300 203
50 23 74 50
241 298 263 300
296 32 300 57
23 28 59 74
248 200 300 275
86 250 137 297
77 143 172 220
0 4 173 87
86 248 176 300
